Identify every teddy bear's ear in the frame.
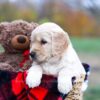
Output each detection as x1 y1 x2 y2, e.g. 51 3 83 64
0 22 9 40
0 22 9 33
0 22 9 44
0 22 4 32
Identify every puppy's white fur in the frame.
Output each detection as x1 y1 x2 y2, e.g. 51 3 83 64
26 23 86 94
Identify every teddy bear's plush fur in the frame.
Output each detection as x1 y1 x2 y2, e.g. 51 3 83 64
0 20 38 71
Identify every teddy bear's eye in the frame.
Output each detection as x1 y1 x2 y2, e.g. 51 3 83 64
41 39 47 45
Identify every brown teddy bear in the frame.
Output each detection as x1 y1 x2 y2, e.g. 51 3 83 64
0 20 38 72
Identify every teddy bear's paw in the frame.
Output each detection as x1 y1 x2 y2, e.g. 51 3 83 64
26 71 41 88
58 77 72 94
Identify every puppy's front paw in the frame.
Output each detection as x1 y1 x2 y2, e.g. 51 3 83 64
26 71 41 88
58 78 72 94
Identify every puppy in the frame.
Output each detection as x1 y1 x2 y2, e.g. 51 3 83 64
26 23 86 94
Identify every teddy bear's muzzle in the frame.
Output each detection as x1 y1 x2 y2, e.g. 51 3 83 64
11 35 30 50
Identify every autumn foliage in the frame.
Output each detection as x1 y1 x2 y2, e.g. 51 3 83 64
0 1 99 37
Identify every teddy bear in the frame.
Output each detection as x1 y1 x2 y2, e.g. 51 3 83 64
0 20 38 72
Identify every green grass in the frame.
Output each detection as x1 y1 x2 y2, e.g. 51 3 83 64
71 37 100 54
84 86 100 100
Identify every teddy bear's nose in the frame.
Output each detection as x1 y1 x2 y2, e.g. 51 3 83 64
17 36 26 43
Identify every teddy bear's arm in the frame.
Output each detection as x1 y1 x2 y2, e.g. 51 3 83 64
64 74 85 100
0 63 16 72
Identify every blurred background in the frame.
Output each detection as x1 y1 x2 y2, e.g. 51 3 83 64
0 0 100 99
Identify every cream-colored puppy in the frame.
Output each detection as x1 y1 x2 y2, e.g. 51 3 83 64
26 23 86 94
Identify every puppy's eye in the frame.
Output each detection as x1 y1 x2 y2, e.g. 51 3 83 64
41 39 47 45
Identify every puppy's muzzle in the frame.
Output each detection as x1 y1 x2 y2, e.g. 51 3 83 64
30 52 36 59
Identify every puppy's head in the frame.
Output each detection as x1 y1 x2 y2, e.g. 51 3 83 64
30 23 70 63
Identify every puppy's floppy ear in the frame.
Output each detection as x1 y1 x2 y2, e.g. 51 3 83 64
52 32 68 57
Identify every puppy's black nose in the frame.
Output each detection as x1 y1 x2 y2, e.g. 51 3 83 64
30 52 36 59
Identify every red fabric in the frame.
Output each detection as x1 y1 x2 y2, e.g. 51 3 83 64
11 72 48 100
28 87 48 100
19 50 30 68
11 72 26 95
